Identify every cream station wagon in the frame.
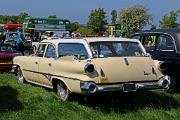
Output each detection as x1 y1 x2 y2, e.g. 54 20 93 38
13 37 172 101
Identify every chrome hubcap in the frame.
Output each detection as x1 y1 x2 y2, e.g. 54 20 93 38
58 84 67 99
18 68 24 83
18 76 24 83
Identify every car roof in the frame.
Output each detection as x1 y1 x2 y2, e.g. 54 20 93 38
132 28 180 52
83 37 140 43
137 28 180 34
41 37 141 45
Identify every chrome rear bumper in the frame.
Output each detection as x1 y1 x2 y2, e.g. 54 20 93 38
80 75 171 94
11 65 18 74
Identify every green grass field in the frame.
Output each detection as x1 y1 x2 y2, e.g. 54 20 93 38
0 73 180 120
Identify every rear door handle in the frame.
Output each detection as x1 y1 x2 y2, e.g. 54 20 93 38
48 63 52 66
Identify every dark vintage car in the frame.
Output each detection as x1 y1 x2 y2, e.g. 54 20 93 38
131 28 180 92
0 44 21 72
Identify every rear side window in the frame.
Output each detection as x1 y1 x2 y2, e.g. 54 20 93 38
58 43 88 59
142 35 157 52
36 44 47 57
156 35 175 51
45 44 56 58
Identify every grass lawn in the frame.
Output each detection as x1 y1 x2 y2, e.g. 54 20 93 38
0 73 180 120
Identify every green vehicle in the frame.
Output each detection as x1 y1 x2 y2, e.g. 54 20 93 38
23 17 72 42
108 24 126 37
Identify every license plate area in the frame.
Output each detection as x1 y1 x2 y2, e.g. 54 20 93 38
123 83 136 92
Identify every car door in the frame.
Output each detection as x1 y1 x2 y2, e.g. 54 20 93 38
22 55 39 82
153 34 177 60
27 43 47 83
38 43 56 86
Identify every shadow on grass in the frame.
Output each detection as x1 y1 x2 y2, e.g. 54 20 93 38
0 86 23 112
74 90 180 113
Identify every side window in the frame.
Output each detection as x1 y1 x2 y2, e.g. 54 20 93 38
156 35 175 51
90 43 113 57
36 44 47 57
99 44 113 56
142 35 157 51
58 43 88 59
45 44 56 58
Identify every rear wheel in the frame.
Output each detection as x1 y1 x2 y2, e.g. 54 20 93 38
57 81 71 101
17 67 26 84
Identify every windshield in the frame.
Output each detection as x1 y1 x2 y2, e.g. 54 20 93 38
0 45 17 52
90 41 144 58
58 43 89 59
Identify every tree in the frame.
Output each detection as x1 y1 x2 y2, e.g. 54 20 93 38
0 15 19 24
111 10 117 24
70 22 79 32
0 12 30 24
17 12 30 23
118 5 152 36
87 8 107 34
160 9 180 28
48 15 57 18
76 26 93 35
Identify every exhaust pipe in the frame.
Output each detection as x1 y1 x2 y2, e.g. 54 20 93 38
88 84 97 93
80 82 97 94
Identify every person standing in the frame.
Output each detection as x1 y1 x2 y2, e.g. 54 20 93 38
17 28 25 54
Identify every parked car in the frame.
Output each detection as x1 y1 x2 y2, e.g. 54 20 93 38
0 44 21 72
4 32 18 46
131 28 180 92
12 38 172 101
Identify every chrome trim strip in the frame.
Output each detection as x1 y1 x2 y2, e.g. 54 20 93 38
23 69 83 81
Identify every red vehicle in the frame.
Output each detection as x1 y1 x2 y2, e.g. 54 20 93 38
3 24 23 32
0 44 21 72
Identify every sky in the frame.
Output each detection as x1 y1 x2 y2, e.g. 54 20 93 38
0 0 179 28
